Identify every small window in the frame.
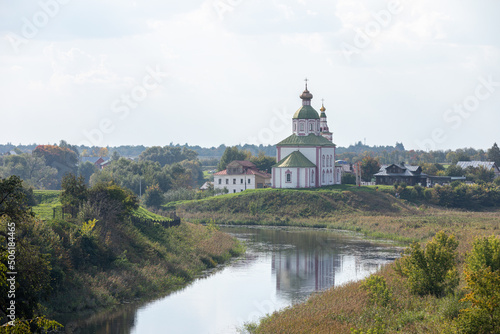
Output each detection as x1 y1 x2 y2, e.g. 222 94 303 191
286 173 291 182
218 179 221 184
248 179 251 184
294 123 297 131
233 179 236 184
226 179 229 184
309 123 313 131
241 179 244 184
233 189 236 193
300 123 304 131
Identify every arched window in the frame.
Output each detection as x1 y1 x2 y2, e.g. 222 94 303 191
322 170 325 183
311 170 315 183
322 155 325 167
300 123 304 131
293 123 297 131
309 123 313 131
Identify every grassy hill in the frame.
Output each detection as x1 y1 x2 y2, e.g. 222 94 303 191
28 189 243 317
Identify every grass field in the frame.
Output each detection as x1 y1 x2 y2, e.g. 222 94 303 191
32 190 62 220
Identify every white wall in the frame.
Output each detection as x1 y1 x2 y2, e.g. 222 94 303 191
272 167 315 188
214 174 256 193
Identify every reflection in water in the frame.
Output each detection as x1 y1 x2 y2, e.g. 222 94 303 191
60 226 401 334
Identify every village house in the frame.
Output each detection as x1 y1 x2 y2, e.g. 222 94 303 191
213 160 271 193
374 163 428 186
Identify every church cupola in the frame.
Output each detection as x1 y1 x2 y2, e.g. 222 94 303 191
292 79 320 136
319 100 333 142
300 81 313 106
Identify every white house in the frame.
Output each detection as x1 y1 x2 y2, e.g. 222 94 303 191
214 161 272 193
272 83 340 188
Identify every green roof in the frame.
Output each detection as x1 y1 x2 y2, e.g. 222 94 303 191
274 151 316 168
277 134 335 147
293 105 320 119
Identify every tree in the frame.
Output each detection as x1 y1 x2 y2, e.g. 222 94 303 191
0 176 60 329
61 173 88 213
0 154 57 189
250 152 276 173
457 235 500 333
217 146 250 171
341 173 356 185
59 140 80 157
360 156 380 182
139 146 198 167
395 231 459 297
143 183 164 208
488 143 500 166
446 164 464 177
111 151 121 161
78 161 98 185
33 145 78 178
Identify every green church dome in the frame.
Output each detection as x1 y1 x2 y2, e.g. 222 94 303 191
292 105 320 119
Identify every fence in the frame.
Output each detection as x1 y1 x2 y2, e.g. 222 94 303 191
52 206 78 220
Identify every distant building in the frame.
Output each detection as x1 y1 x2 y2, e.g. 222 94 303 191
272 82 340 188
214 161 271 193
457 161 500 178
199 181 213 191
374 163 427 186
80 157 110 169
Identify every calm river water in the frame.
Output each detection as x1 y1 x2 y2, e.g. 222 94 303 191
61 226 401 334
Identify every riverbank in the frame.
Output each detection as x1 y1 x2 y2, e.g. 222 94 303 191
30 190 244 320
167 187 500 333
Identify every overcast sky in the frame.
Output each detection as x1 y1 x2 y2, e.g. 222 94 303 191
1 0 499 151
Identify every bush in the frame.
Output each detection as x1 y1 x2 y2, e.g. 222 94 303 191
361 274 392 307
456 235 500 333
143 183 164 208
342 173 356 185
395 231 459 297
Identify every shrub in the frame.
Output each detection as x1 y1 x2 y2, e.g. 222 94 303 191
395 231 459 297
361 274 392 307
143 183 164 208
456 235 500 333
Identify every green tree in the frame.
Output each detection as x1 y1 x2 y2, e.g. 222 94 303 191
341 173 356 185
396 231 459 297
0 176 61 330
360 156 380 182
250 152 276 173
0 154 57 189
143 183 164 208
487 142 500 166
217 146 250 171
139 146 198 167
457 235 500 333
446 164 464 177
61 174 88 213
77 161 98 185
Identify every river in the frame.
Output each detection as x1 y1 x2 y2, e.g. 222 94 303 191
61 226 401 334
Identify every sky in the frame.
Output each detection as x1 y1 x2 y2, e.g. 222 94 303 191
1 0 499 151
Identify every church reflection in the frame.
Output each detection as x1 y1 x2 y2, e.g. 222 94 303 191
271 247 342 301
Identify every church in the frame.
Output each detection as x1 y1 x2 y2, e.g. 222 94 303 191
272 82 341 188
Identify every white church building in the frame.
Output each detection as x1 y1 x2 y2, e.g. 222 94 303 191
272 83 341 188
